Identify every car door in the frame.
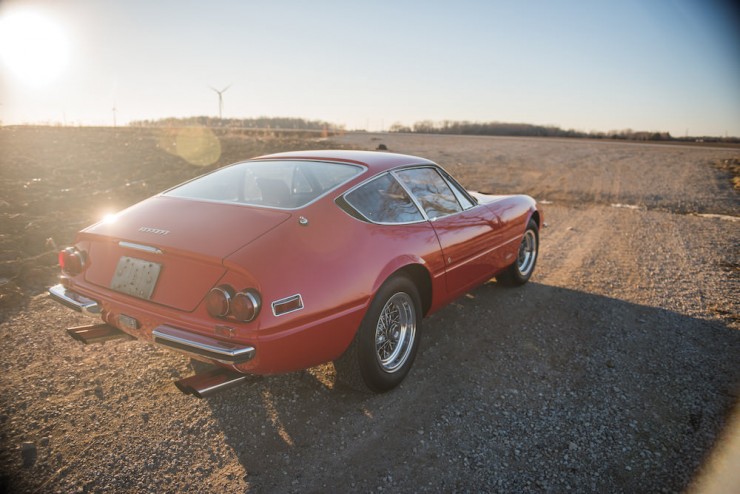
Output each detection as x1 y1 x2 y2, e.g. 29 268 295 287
395 167 503 297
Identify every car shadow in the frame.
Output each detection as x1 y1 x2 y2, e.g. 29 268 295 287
203 281 739 492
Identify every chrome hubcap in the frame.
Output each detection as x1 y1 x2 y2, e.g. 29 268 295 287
375 292 416 373
517 229 537 276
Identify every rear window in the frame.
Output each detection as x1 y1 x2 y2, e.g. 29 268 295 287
164 160 363 209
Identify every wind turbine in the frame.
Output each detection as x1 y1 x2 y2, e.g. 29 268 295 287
209 84 231 119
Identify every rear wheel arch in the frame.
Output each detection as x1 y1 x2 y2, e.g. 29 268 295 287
395 264 432 317
371 259 433 317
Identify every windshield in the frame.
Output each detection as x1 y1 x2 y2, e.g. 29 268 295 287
164 160 363 209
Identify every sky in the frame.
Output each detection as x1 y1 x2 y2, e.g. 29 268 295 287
0 0 738 136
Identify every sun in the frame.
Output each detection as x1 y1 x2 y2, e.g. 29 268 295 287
0 10 69 87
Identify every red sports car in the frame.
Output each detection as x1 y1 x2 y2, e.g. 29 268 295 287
50 150 541 397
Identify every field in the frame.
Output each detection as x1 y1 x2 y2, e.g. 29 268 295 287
0 127 738 492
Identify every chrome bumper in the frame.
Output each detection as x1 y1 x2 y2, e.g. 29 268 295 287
49 285 256 365
153 325 256 365
48 284 101 316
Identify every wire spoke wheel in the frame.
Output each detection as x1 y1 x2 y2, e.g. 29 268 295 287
334 275 422 392
374 292 416 373
497 219 539 286
517 229 537 276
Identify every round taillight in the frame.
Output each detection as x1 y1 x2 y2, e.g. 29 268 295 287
206 286 232 318
59 247 85 276
232 290 261 322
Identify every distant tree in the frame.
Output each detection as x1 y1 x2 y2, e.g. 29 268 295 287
389 122 411 133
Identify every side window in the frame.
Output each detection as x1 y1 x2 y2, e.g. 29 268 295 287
345 173 424 224
445 175 475 209
396 168 463 219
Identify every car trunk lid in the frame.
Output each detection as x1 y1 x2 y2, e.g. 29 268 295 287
81 196 290 311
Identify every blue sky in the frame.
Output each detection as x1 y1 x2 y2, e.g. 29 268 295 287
1 0 738 136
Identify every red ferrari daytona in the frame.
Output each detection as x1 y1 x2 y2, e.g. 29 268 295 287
50 150 542 397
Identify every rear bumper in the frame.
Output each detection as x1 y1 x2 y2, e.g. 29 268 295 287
50 284 256 367
153 325 256 365
49 284 101 316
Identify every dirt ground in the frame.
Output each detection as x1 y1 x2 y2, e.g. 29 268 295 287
0 128 738 492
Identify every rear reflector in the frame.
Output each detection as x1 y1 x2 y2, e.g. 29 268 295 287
272 294 304 316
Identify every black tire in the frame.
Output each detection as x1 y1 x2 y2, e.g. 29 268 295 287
334 275 422 392
498 219 539 286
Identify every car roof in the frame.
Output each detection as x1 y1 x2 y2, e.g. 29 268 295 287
251 150 436 174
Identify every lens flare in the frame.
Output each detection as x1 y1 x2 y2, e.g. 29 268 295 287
0 10 69 87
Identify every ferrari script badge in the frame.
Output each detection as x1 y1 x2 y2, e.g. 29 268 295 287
138 227 170 235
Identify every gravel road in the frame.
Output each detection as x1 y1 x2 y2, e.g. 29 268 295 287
1 130 738 492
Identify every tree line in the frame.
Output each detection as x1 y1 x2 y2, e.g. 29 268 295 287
129 116 341 131
388 120 678 141
126 116 737 143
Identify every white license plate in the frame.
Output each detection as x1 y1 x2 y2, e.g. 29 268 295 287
110 256 161 300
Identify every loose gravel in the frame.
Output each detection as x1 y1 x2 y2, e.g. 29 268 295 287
1 130 738 493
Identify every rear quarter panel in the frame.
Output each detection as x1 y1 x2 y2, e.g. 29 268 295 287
225 197 446 373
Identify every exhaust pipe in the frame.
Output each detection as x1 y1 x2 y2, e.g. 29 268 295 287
67 323 133 344
174 368 254 398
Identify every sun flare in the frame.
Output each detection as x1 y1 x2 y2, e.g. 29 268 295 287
0 10 69 87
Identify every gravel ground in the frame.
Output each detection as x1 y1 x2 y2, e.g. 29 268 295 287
1 129 738 492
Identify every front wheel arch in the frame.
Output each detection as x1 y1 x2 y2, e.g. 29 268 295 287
530 210 541 230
